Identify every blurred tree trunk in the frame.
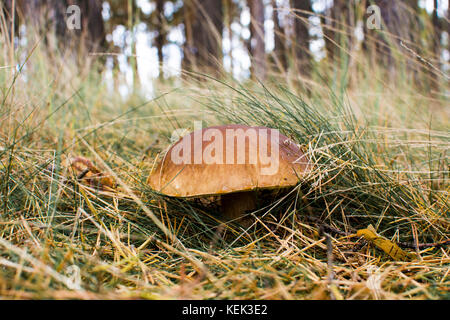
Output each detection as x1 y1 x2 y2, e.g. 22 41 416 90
225 0 235 75
290 0 312 77
431 0 440 58
1 0 17 41
1 0 18 74
322 0 355 64
183 0 223 76
155 0 165 80
16 0 105 61
127 0 139 87
79 0 106 54
271 0 287 72
16 0 64 39
447 3 450 53
182 0 194 72
363 0 418 77
249 0 266 80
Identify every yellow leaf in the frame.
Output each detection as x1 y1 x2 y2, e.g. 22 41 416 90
356 225 415 261
329 284 344 300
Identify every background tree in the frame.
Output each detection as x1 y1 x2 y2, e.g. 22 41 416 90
224 0 238 75
1 0 18 42
447 2 450 54
322 0 357 64
155 0 165 80
183 0 223 76
431 0 441 59
271 0 288 73
363 1 420 71
290 0 312 77
249 0 266 80
13 0 105 64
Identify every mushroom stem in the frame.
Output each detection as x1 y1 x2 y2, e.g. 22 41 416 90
221 191 257 226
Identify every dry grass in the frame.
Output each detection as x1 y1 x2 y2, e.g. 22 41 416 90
0 13 449 300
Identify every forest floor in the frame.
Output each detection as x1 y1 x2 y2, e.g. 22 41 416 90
0 48 449 299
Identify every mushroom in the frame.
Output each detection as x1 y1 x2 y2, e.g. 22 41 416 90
148 124 311 226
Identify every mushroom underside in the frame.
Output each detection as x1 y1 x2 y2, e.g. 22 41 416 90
220 191 257 227
185 186 299 227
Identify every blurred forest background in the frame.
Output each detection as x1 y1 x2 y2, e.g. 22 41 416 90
1 0 449 96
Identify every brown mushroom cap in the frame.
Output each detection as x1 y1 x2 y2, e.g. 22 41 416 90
148 124 311 197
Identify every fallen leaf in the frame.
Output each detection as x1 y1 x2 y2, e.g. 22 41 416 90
356 225 415 261
69 156 116 191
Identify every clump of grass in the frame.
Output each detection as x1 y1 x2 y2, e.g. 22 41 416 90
203 82 448 240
